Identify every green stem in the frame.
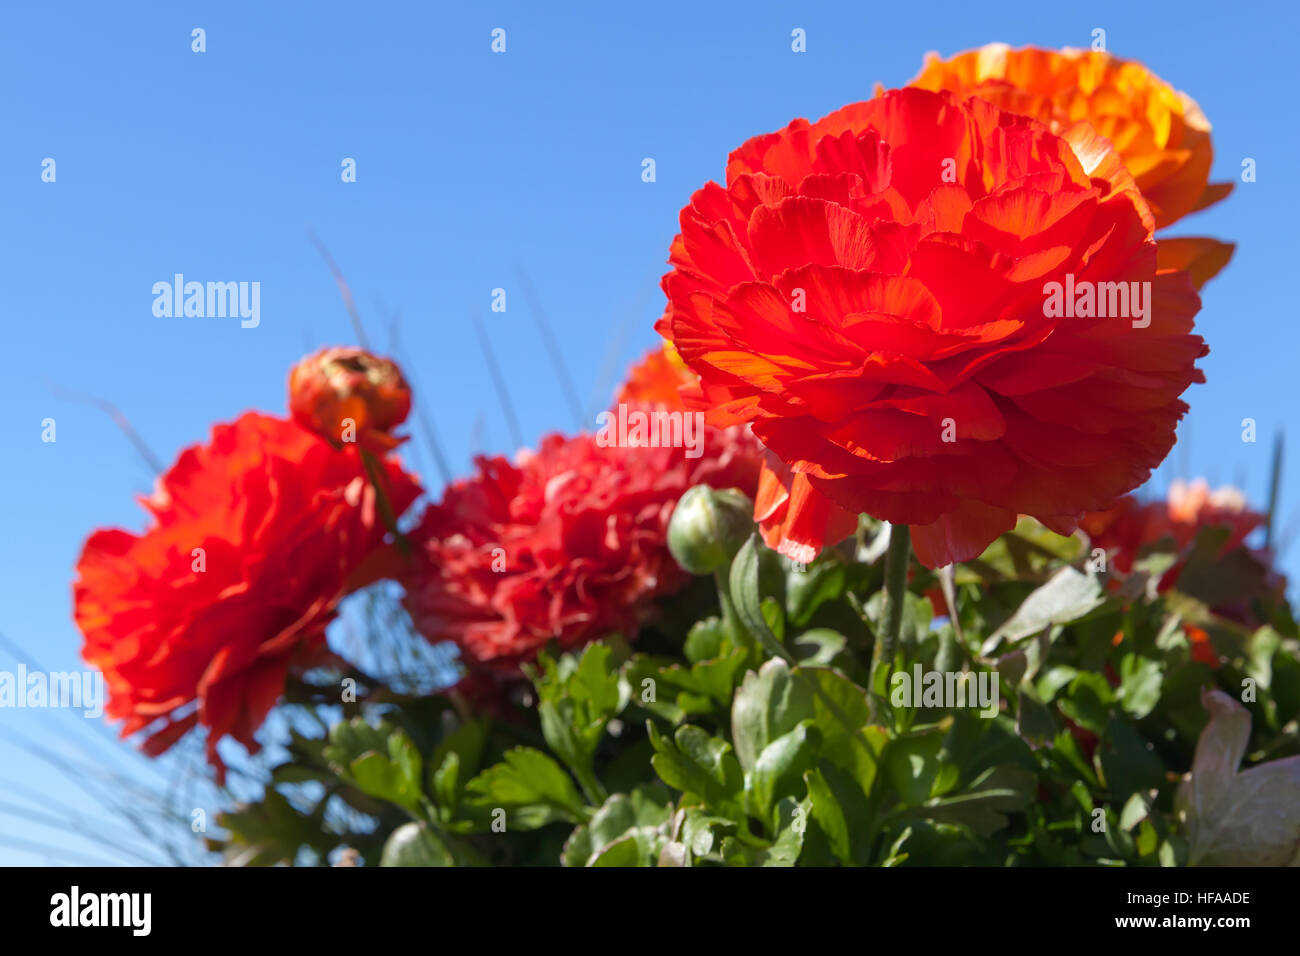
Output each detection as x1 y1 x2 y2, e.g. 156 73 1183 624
714 570 742 644
869 523 911 717
573 763 609 808
361 448 410 555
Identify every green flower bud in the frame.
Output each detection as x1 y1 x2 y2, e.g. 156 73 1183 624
379 821 453 867
668 485 755 575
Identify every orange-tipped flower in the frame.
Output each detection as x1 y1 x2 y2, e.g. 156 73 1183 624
289 346 412 452
910 44 1231 230
616 342 695 407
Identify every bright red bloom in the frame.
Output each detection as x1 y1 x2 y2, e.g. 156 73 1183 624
1081 479 1264 576
402 417 761 672
656 87 1207 568
289 346 411 452
74 412 421 776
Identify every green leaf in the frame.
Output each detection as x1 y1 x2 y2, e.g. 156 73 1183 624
786 557 846 628
885 727 946 806
982 566 1105 654
1057 671 1115 736
348 730 424 812
798 665 886 799
879 820 985 866
562 787 673 867
214 788 337 866
429 718 489 815
1099 718 1165 797
464 747 588 829
720 798 809 866
1119 792 1149 832
805 762 872 865
863 590 933 649
911 765 1033 836
747 721 821 828
730 533 792 661
531 642 623 801
684 617 728 664
731 657 814 772
1176 689 1300 866
589 828 661 866
791 628 848 667
760 797 809 866
1117 652 1163 720
1015 685 1057 750
648 722 745 820
323 715 394 771
625 639 751 723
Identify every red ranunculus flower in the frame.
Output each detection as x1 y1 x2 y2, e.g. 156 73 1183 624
656 87 1207 568
1083 479 1282 639
1081 479 1265 576
402 413 761 672
74 412 421 777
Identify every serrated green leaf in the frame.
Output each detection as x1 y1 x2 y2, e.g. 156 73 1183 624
464 747 588 829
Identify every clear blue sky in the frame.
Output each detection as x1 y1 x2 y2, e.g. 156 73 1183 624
2 0 1296 864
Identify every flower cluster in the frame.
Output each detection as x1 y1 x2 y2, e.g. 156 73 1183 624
70 41 1272 875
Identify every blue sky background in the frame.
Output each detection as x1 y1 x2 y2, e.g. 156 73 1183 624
1 0 1296 864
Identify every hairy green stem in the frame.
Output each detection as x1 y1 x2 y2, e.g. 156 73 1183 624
869 523 911 714
714 570 742 644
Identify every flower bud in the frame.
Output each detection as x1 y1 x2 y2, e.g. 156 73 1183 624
668 485 754 575
379 821 453 867
289 347 411 451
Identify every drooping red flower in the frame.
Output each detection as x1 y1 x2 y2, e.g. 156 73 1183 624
656 87 1207 568
289 346 411 452
755 453 859 565
74 412 421 776
402 414 761 672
